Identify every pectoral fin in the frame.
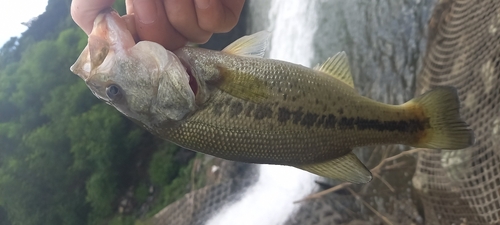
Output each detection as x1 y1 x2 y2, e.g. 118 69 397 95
314 51 355 88
296 152 372 184
222 31 270 58
216 66 270 103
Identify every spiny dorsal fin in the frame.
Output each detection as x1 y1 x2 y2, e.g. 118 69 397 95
296 152 372 184
216 65 270 103
314 51 355 88
222 31 270 58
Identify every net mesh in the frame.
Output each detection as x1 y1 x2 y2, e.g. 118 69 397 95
148 159 256 225
413 0 500 224
151 181 233 225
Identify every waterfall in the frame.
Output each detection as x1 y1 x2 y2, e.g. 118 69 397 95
206 1 320 224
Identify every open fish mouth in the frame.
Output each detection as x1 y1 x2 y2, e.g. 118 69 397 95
71 9 135 81
177 58 198 96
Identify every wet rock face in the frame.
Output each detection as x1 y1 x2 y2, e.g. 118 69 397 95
277 0 435 224
311 0 434 104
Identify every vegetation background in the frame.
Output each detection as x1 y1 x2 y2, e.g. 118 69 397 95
0 0 249 224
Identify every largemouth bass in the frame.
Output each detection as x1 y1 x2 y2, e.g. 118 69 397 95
71 10 474 183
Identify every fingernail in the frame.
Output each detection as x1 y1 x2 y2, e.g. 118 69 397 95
133 0 157 24
195 0 211 9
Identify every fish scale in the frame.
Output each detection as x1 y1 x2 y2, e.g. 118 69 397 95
71 11 474 183
155 47 424 165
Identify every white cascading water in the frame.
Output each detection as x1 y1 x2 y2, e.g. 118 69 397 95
206 1 319 224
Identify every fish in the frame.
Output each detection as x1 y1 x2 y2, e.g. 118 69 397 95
70 10 475 184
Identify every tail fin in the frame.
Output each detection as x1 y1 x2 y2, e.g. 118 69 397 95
408 86 474 150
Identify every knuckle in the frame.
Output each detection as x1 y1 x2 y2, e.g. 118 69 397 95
189 32 212 44
199 15 236 33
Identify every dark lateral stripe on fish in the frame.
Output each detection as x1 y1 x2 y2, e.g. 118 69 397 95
229 101 244 117
277 106 428 132
277 107 305 124
217 100 428 133
351 117 427 133
254 105 273 119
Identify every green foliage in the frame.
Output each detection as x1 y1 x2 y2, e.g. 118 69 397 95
148 144 180 187
0 26 93 225
134 182 149 204
145 143 195 216
0 0 73 69
147 159 193 217
113 0 127 15
0 0 144 224
86 171 117 219
0 0 198 224
161 166 191 206
108 216 134 225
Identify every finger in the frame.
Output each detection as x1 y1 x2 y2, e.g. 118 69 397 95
121 14 140 42
71 0 115 34
133 0 187 50
126 0 134 14
194 0 245 33
164 0 212 44
124 0 137 41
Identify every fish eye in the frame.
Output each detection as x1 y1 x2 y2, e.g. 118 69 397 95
106 84 122 100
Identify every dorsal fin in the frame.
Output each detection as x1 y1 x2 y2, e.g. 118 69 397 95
314 51 355 88
222 31 270 58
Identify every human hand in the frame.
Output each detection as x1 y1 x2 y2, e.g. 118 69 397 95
71 0 245 50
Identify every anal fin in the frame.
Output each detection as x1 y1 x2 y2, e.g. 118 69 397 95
296 152 372 184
